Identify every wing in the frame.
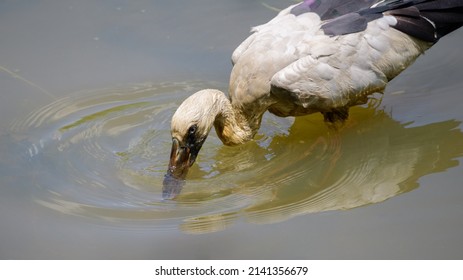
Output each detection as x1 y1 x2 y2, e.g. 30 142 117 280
292 0 463 41
230 0 463 119
266 0 463 116
291 0 382 19
269 15 426 116
232 0 382 65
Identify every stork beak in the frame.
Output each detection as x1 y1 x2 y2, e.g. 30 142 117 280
166 138 191 179
162 137 204 199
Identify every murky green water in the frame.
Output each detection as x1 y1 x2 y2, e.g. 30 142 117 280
1 1 463 259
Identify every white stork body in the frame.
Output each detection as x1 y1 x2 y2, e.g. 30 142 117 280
163 0 463 194
230 6 431 130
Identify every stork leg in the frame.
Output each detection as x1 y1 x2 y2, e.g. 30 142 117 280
322 107 350 123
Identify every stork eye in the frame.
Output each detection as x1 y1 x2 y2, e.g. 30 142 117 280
188 125 197 135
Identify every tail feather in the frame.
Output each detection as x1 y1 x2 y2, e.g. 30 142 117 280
388 0 463 42
415 0 463 10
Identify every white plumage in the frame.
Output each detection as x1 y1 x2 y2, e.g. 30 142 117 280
163 0 463 192
233 7 428 118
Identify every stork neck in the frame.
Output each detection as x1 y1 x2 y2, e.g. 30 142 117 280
212 91 255 146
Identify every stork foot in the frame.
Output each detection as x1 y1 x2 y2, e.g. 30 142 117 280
322 107 349 123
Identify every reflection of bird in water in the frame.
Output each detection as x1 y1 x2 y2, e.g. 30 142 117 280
164 0 463 194
178 108 463 233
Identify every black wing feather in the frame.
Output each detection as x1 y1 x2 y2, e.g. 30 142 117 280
292 0 463 42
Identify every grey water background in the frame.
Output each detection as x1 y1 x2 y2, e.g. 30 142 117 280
1 0 462 259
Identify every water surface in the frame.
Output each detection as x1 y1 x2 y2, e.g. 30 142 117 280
1 0 463 259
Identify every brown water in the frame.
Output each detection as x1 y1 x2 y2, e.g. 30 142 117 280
1 1 463 259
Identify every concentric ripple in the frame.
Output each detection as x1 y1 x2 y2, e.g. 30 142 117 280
10 82 463 234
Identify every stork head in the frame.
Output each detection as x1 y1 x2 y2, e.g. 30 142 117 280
162 90 220 199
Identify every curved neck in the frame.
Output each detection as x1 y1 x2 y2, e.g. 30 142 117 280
210 90 256 146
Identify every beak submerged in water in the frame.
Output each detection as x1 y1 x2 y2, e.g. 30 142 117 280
162 137 205 199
